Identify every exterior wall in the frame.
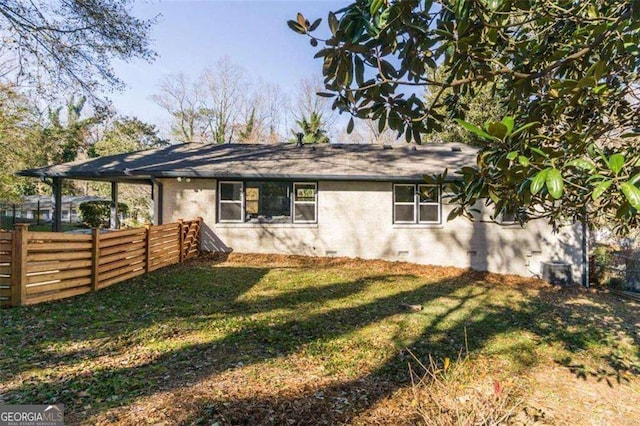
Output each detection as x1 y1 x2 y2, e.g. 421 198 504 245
159 178 584 283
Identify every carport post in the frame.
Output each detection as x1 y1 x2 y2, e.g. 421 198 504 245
110 181 119 230
52 177 62 232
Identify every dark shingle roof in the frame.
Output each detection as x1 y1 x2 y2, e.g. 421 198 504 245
18 142 478 182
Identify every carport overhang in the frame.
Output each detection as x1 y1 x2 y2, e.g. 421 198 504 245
16 169 153 232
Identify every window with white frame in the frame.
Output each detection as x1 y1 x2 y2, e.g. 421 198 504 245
219 181 244 222
393 184 441 224
293 183 317 223
218 181 317 224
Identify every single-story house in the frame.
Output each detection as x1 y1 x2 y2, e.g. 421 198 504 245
0 195 107 223
18 142 585 283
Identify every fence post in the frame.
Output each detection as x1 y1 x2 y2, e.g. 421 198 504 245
91 228 100 291
145 224 151 273
197 216 203 253
11 223 28 306
178 218 184 263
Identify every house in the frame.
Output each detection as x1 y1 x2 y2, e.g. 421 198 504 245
18 142 585 283
0 195 107 224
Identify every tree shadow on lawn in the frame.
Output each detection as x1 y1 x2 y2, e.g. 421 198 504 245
1 261 638 424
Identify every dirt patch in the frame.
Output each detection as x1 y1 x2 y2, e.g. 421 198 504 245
526 364 640 425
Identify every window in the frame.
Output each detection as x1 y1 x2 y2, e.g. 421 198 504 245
245 181 291 223
218 181 317 224
393 184 441 224
293 183 317 223
219 181 243 222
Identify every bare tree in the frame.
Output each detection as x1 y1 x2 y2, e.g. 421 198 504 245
200 57 247 144
290 76 336 127
151 73 207 142
0 0 155 96
238 81 288 143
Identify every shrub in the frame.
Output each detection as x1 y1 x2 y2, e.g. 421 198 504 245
78 201 129 228
407 349 524 426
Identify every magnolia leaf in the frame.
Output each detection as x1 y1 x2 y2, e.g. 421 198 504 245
546 168 564 199
530 169 549 195
592 179 613 201
287 20 306 34
328 12 338 35
370 0 384 16
297 12 306 27
487 122 508 139
347 117 354 133
453 119 497 141
566 158 596 171
608 153 625 174
506 151 517 161
518 155 530 167
620 182 640 210
309 18 322 32
511 121 539 137
500 116 515 136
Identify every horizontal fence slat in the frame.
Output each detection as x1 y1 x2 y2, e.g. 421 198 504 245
98 248 146 266
27 251 92 262
26 286 91 305
149 258 178 272
98 256 145 275
149 254 179 266
27 268 92 285
99 264 145 282
28 232 92 242
0 265 11 275
99 228 147 240
26 277 92 295
0 243 11 252
99 234 146 249
149 233 179 246
0 277 11 285
150 243 180 256
150 222 180 232
28 242 93 252
27 259 93 274
99 268 145 289
0 288 11 298
0 254 12 263
99 241 146 257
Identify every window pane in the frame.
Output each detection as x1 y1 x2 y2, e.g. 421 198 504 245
395 205 415 222
418 185 438 203
395 185 414 202
220 182 242 201
295 184 316 202
245 181 291 222
294 204 316 222
220 202 242 221
419 205 439 222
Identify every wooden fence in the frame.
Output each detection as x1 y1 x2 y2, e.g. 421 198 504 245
0 218 201 307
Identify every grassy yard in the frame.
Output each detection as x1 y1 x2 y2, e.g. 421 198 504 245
1 254 639 425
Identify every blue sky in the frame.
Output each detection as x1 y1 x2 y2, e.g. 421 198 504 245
110 0 349 133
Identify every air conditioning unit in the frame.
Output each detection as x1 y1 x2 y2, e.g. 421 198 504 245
542 262 573 286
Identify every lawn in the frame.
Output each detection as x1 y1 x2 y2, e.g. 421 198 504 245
1 253 639 425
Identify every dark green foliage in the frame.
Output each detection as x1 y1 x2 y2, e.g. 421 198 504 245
292 1 640 232
290 111 330 144
79 201 129 228
89 117 167 158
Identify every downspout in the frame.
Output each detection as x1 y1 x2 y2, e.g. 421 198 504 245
151 177 163 225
